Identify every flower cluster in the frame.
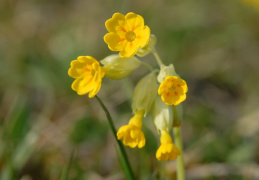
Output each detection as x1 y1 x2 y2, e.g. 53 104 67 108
68 12 188 161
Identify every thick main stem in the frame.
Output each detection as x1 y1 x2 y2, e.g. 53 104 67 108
95 96 135 180
173 127 186 180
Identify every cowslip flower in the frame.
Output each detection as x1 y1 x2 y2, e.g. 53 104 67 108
104 12 150 58
156 130 180 161
152 96 180 161
157 64 178 83
117 110 145 148
68 56 105 98
158 76 188 106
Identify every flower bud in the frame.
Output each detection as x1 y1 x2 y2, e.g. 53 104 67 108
151 96 173 134
137 34 157 57
157 64 178 83
101 54 141 79
132 71 158 116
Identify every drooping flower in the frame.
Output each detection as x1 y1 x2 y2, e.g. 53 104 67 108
117 110 145 148
158 76 188 106
104 12 150 58
156 130 180 161
100 54 141 79
157 64 178 83
68 56 105 98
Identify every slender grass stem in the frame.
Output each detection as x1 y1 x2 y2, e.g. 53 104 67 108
173 127 186 180
95 95 135 180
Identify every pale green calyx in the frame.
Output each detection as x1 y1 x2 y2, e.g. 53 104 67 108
137 34 157 57
101 54 141 79
132 71 158 116
151 96 173 134
157 64 179 83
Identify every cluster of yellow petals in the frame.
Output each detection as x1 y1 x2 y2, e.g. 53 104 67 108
104 12 150 58
156 130 180 161
68 56 105 98
158 76 188 106
117 110 145 148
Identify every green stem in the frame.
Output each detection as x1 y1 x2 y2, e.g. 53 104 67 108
152 48 164 67
95 95 135 180
140 61 153 72
173 127 186 180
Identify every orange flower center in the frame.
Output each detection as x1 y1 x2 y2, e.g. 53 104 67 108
125 31 136 42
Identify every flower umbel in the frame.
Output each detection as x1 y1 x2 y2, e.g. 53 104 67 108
158 76 188 105
117 110 145 148
104 12 150 58
68 56 105 97
156 130 180 161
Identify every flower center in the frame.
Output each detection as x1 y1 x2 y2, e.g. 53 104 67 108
168 83 177 91
125 31 136 42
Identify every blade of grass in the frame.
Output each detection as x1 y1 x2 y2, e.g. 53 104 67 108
60 149 75 180
95 95 135 180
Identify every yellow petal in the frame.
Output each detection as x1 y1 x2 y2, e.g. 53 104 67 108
105 13 126 33
135 26 150 48
174 94 186 105
125 12 144 31
138 136 145 148
71 78 90 95
77 56 96 64
119 42 139 58
68 60 85 78
104 33 124 51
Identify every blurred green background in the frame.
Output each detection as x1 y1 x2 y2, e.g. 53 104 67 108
1 0 259 179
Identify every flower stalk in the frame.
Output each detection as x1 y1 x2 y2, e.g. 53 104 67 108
173 127 186 180
152 48 164 67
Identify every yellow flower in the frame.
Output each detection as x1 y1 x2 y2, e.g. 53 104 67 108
158 76 188 106
156 130 180 161
117 110 145 148
104 12 150 58
68 56 105 98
